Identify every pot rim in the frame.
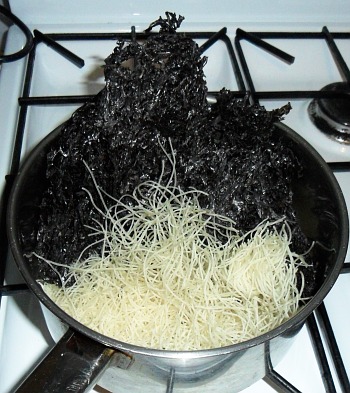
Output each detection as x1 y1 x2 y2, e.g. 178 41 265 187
6 121 349 359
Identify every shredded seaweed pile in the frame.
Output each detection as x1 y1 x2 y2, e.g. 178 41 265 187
29 13 310 286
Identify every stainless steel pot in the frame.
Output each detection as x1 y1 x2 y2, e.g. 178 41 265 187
7 122 349 393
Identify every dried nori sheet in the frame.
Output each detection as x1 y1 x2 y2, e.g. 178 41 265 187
27 14 313 289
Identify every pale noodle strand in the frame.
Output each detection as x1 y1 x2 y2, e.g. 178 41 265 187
42 177 309 350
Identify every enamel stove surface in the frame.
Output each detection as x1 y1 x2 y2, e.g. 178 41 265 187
0 1 349 392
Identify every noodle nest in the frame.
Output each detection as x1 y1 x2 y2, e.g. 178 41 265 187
40 157 308 351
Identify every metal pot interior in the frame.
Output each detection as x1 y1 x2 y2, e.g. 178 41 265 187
7 121 349 360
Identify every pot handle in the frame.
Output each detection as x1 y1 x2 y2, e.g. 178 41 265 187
16 329 115 393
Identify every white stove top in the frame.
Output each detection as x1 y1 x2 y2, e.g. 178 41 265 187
7 0 350 26
0 2 350 392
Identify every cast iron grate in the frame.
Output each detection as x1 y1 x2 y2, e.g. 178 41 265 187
0 26 349 392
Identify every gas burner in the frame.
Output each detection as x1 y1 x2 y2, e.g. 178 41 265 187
308 82 350 144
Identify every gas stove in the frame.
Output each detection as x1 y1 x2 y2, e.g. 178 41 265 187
0 1 349 392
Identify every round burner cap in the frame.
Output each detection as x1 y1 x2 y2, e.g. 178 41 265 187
308 82 350 144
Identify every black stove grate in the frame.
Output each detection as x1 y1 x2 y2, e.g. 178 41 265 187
0 27 349 393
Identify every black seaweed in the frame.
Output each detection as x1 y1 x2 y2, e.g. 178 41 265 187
28 13 311 287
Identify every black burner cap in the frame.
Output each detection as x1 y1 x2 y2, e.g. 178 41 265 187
308 82 350 144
